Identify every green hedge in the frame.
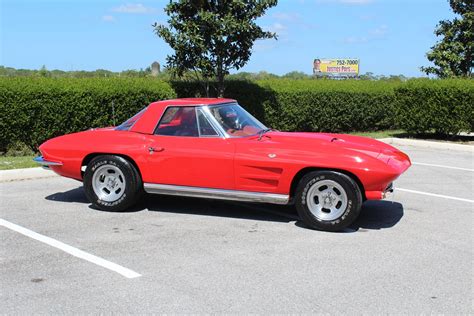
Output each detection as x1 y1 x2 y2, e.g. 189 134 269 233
395 79 474 135
0 78 176 152
173 79 474 135
1 77 472 153
256 79 400 132
173 79 401 132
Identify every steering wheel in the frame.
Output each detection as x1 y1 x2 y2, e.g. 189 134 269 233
237 118 250 130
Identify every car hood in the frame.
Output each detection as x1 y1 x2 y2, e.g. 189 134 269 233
257 131 411 174
266 131 387 158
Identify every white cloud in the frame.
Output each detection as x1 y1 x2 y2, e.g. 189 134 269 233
339 0 373 4
359 14 376 20
317 0 374 5
343 36 368 44
102 15 116 22
370 24 388 36
253 40 278 52
343 25 388 44
268 22 287 33
112 3 157 14
272 11 316 30
258 22 289 49
273 12 300 21
267 22 290 41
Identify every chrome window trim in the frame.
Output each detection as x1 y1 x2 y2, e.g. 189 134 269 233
153 105 202 138
195 107 202 136
143 183 289 205
153 104 226 138
196 107 221 138
206 103 268 139
201 106 227 138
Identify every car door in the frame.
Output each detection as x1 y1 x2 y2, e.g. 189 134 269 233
143 106 235 190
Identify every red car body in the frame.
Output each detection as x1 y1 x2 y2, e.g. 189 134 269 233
38 98 410 204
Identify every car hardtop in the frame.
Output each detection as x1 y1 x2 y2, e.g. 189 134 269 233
128 98 237 134
149 98 236 108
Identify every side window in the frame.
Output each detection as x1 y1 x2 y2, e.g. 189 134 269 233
197 109 219 136
115 107 147 131
155 107 199 137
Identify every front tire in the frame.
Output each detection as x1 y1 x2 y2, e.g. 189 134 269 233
295 171 362 231
84 155 142 212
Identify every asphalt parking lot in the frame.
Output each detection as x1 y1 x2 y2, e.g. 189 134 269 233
1 144 473 314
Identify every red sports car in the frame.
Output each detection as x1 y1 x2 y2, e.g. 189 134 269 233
35 98 410 231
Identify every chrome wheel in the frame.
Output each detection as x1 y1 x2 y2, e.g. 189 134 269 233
306 179 348 221
92 164 126 202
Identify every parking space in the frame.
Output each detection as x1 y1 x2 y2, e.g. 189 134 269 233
1 144 472 313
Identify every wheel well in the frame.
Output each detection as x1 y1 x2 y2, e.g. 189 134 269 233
81 153 142 179
289 167 366 200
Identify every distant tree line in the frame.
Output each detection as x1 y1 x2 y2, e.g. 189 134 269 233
0 66 409 81
227 71 409 81
0 65 158 79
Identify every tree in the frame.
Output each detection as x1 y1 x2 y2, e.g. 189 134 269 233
154 0 277 97
282 71 310 80
39 65 50 77
359 72 376 80
421 0 473 78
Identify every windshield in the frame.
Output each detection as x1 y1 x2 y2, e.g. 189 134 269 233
208 103 266 137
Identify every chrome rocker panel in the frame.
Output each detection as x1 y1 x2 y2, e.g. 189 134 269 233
143 183 289 205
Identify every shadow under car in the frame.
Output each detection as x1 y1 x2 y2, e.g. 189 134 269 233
46 187 404 231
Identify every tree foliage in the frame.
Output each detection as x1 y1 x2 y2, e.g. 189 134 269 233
154 0 277 97
421 0 474 78
0 66 158 78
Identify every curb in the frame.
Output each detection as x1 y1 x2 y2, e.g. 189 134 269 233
0 167 59 183
378 138 474 152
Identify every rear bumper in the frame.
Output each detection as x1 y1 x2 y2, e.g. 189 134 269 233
33 156 63 169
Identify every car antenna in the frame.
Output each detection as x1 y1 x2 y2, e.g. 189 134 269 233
112 100 116 126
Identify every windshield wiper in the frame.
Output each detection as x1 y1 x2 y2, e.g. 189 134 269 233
257 128 274 141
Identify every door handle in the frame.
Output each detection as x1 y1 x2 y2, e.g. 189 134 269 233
148 146 164 154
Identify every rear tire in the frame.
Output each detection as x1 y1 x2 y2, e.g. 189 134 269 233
84 155 142 212
295 171 362 231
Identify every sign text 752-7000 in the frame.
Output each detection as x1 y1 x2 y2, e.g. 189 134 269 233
313 59 359 76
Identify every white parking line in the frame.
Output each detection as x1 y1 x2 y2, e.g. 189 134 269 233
0 218 141 279
412 162 473 172
397 188 474 204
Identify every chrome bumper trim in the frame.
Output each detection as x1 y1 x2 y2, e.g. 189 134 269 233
33 156 63 166
382 182 394 199
143 183 289 205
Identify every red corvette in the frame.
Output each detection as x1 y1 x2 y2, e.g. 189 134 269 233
35 98 410 231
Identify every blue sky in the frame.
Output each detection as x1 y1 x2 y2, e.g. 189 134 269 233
1 0 454 76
